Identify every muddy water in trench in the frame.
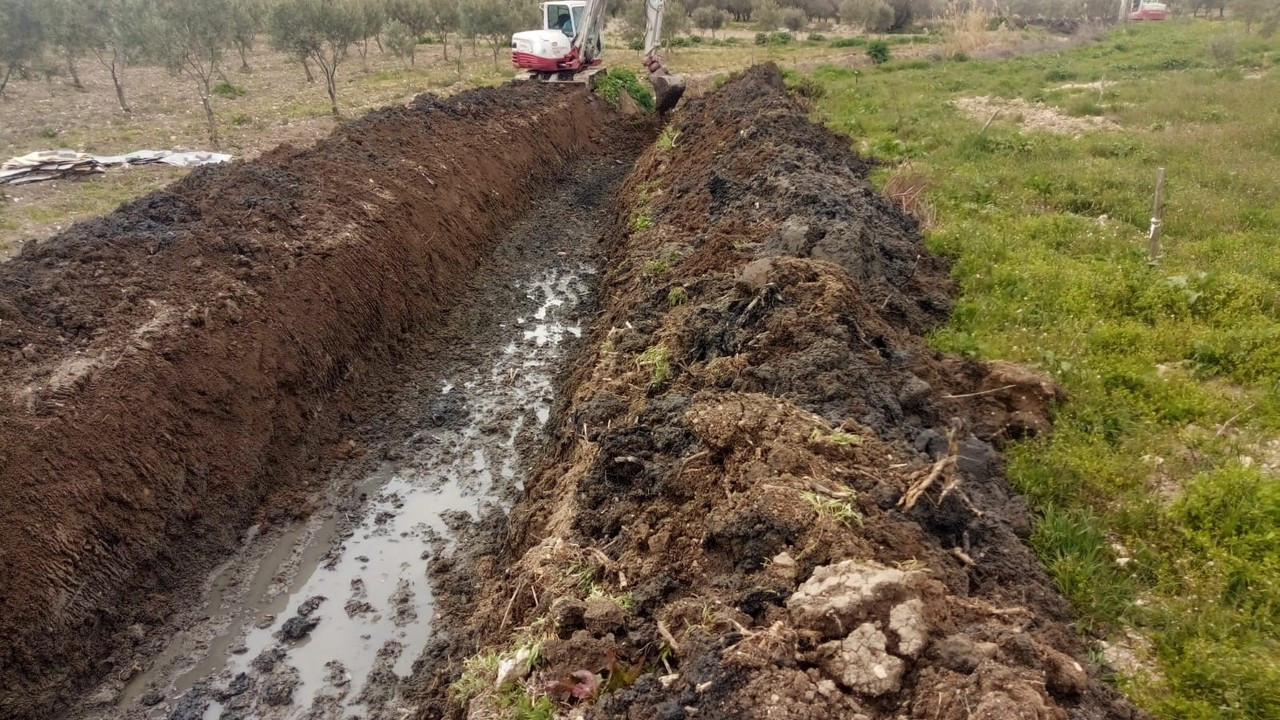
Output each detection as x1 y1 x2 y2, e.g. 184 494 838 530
93 157 632 720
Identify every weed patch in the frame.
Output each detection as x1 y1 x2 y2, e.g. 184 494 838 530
595 69 655 113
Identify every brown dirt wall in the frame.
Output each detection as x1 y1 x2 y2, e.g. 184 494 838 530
0 83 624 720
414 65 1144 720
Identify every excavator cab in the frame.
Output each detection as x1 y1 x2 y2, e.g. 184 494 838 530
511 0 685 113
545 3 582 36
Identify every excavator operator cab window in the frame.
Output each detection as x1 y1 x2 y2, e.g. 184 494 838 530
546 3 576 37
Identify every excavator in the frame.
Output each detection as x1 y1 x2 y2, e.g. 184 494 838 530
510 0 687 113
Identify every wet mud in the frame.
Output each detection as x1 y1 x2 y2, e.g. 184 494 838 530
0 82 639 719
415 65 1145 720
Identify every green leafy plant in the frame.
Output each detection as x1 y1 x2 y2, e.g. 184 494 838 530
595 68 656 112
867 39 891 64
668 287 689 306
801 491 862 529
636 345 671 385
657 126 680 151
212 81 247 98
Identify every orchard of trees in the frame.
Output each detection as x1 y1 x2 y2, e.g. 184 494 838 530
2 0 1276 144
0 0 535 143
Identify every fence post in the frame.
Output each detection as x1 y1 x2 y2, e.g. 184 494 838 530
1148 167 1166 265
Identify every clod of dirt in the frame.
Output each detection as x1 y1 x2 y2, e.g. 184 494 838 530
261 674 298 706
582 596 629 635
297 595 326 618
278 615 320 642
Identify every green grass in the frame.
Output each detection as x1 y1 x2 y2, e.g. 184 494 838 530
801 490 863 529
810 19 1280 719
636 345 671 386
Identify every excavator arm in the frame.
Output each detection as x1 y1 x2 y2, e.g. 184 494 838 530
639 0 686 112
573 0 685 113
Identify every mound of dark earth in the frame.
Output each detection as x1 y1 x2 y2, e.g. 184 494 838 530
411 65 1142 720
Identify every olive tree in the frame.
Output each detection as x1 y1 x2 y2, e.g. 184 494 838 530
426 0 460 60
383 18 417 63
781 6 807 30
840 0 893 30
754 0 782 29
151 0 233 145
41 0 99 89
0 0 44 96
355 0 385 67
462 0 527 68
387 0 432 65
271 0 364 115
229 0 268 72
692 5 727 36
90 0 151 113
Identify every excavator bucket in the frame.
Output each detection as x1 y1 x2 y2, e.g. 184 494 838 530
649 69 686 114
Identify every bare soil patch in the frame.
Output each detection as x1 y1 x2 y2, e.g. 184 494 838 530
954 95 1118 135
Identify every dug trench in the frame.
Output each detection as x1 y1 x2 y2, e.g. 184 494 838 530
412 65 1147 720
0 83 648 719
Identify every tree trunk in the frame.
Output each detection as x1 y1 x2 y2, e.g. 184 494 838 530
410 44 417 67
324 63 339 115
239 44 251 72
66 50 84 90
302 58 315 82
0 65 12 96
201 90 218 147
109 54 131 114
375 35 384 54
442 33 450 60
492 42 500 70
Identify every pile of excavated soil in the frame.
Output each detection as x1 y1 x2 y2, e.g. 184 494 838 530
0 82 623 720
415 65 1143 720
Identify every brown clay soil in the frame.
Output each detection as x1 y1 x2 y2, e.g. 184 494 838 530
410 65 1146 720
0 81 627 720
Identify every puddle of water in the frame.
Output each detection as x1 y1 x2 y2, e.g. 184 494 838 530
122 266 592 718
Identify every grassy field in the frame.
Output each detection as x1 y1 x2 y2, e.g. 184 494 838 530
807 20 1280 719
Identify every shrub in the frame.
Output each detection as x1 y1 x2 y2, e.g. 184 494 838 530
830 36 866 48
867 39 891 64
212 82 247 98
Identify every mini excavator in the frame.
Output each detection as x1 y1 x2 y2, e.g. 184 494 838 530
510 0 687 113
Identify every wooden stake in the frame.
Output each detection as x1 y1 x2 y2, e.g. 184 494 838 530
980 108 1001 133
1148 167 1166 265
